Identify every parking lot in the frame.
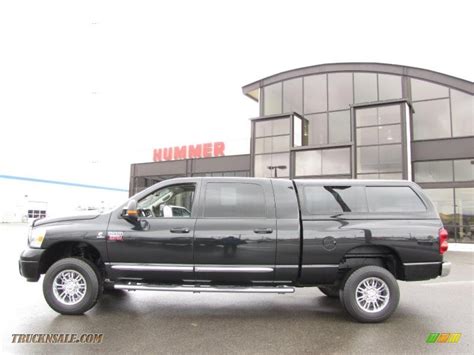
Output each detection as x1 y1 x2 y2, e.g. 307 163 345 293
2 223 473 354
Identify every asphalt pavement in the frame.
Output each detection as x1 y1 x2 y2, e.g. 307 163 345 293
1 223 473 354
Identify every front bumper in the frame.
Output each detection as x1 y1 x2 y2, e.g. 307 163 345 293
19 247 45 282
440 262 451 277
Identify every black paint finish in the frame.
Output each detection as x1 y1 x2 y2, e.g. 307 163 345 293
19 177 446 286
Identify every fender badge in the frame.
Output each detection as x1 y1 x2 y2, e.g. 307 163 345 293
107 232 124 241
96 232 105 239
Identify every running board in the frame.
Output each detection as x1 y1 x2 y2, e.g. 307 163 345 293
114 283 295 294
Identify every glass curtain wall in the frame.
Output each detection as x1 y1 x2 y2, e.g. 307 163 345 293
423 188 474 243
286 72 404 179
355 104 404 179
253 117 291 178
256 68 472 242
411 79 474 140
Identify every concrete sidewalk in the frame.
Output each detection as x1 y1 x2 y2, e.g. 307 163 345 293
447 243 474 252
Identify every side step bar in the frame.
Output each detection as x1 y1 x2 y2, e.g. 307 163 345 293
114 283 295 294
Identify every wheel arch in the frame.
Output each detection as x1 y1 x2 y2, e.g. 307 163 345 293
339 245 404 280
39 241 105 276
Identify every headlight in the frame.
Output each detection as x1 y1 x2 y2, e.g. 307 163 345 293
29 227 47 248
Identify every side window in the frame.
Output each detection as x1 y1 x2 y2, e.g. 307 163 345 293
137 184 195 218
204 182 266 218
366 186 426 213
303 186 367 214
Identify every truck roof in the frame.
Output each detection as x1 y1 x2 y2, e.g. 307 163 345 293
159 176 419 187
293 179 417 186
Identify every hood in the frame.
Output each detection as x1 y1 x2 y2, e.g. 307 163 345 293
33 213 101 227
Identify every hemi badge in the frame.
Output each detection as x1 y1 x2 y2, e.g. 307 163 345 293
107 232 124 241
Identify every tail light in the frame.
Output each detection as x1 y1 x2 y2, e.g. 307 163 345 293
439 227 448 254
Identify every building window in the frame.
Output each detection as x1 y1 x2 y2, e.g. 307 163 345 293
28 210 47 219
255 135 290 154
412 99 451 140
328 110 351 144
295 147 350 177
356 105 400 128
411 79 449 101
354 72 377 104
357 173 403 180
295 150 322 176
193 171 250 177
456 188 474 242
304 74 327 114
263 83 282 115
283 78 303 114
451 89 474 137
355 104 403 178
306 113 328 145
254 153 289 178
378 74 402 101
357 124 401 146
322 148 351 175
423 188 474 243
357 144 402 174
328 73 353 111
414 161 454 182
414 159 474 183
410 82 473 141
255 118 289 137
423 189 455 226
253 117 291 178
454 159 474 182
356 107 378 127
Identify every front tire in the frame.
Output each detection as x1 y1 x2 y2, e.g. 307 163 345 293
43 258 101 315
340 265 399 323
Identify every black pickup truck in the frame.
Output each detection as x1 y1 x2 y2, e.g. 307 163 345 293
19 177 450 322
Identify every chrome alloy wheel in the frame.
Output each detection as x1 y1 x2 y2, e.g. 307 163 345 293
355 277 390 313
52 269 87 305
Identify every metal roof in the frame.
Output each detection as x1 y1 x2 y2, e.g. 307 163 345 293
242 62 473 101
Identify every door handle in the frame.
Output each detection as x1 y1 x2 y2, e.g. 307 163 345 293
170 227 190 234
254 228 273 234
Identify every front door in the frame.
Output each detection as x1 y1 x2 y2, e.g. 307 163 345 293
106 182 199 283
193 179 277 284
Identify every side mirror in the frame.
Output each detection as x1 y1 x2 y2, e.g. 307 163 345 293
123 199 139 223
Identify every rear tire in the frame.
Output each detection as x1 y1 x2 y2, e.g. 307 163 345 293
340 265 399 323
43 258 101 315
318 286 339 298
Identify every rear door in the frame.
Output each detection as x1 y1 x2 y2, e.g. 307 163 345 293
193 178 277 284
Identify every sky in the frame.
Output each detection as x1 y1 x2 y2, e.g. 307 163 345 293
0 0 473 189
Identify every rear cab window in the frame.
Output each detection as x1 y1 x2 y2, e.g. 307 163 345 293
366 186 427 213
302 186 367 214
298 182 428 217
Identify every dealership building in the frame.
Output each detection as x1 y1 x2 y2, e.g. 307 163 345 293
130 63 473 243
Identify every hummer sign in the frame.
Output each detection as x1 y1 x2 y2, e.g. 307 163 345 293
153 142 226 162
